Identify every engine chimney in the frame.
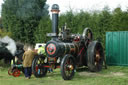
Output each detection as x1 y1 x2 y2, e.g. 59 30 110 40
51 4 60 38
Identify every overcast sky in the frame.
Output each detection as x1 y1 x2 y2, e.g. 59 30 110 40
0 0 128 17
47 0 128 13
0 0 3 16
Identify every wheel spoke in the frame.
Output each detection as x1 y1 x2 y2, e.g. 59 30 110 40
64 58 74 77
61 55 75 80
32 56 47 78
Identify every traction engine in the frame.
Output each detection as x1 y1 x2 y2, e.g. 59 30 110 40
32 4 106 80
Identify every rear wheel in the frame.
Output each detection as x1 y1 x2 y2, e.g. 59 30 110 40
87 41 104 72
61 54 75 80
32 55 47 78
82 28 93 46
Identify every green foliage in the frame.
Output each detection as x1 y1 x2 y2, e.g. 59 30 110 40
0 17 2 28
34 17 51 43
0 29 11 37
2 0 49 44
59 7 128 48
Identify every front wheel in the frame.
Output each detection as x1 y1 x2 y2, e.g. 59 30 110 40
61 54 76 80
32 55 47 78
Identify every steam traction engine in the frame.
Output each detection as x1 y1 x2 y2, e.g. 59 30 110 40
32 4 105 80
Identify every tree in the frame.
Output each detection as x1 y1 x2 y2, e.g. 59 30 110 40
34 17 51 43
0 17 2 28
2 0 49 44
112 7 128 31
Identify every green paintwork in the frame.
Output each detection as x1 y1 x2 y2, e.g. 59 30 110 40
106 31 128 66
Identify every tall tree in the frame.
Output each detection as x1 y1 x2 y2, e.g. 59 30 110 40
2 0 49 44
34 17 51 43
112 7 128 31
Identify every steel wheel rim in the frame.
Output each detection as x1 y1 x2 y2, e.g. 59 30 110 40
64 58 74 77
94 44 103 69
35 57 43 74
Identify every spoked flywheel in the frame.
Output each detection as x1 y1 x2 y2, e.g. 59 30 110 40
87 41 104 72
82 28 93 46
61 54 76 80
32 55 47 78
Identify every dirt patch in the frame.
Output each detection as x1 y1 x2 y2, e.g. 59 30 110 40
103 72 125 77
111 72 125 76
79 72 101 77
79 72 126 77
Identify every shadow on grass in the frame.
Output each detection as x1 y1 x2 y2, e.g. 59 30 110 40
76 66 90 72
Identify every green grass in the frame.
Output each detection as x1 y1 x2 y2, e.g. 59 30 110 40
0 66 128 85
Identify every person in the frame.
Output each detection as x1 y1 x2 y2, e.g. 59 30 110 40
22 45 37 79
37 44 53 73
10 56 18 72
37 45 45 55
11 56 18 66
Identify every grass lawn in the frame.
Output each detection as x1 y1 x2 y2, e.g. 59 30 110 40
0 66 128 85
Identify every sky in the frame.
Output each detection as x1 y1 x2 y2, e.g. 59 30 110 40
46 0 128 13
0 0 3 16
0 0 128 17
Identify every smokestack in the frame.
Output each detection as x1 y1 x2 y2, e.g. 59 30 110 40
51 4 60 38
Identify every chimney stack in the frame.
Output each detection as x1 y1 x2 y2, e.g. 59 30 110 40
51 4 60 38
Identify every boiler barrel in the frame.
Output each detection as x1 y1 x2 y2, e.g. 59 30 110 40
45 40 78 57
